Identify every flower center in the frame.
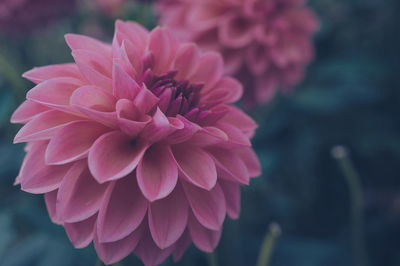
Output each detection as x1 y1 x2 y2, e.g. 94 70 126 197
142 70 204 118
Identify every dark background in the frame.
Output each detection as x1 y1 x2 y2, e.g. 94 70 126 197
0 0 399 265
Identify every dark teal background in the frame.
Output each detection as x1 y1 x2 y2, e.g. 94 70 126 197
0 0 399 265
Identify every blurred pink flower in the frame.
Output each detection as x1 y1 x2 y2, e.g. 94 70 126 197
0 0 77 33
94 0 126 17
11 21 260 265
156 0 319 106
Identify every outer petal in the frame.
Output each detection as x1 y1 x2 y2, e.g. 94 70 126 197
182 182 226 231
22 64 83 84
95 222 145 265
172 43 200 81
172 230 192 262
148 27 178 74
172 145 217 190
219 106 258 137
112 63 140 100
65 34 112 57
148 184 188 249
190 52 224 92
219 180 241 219
188 212 222 253
19 141 71 194
57 161 108 223
44 190 62 225
46 121 111 165
65 215 97 248
88 131 148 183
97 176 148 243
137 144 178 201
237 147 261 178
10 100 49 124
203 77 243 104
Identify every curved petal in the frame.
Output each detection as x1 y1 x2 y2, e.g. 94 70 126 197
65 34 112 57
88 131 148 183
113 20 149 55
132 85 159 114
182 182 226 231
141 108 183 143
172 145 217 190
11 100 49 124
44 190 62 225
166 115 201 145
190 52 224 92
22 63 83 84
14 110 84 144
188 212 222 253
112 64 140 100
137 144 178 201
97 176 148 243
57 161 108 223
172 43 200 81
65 215 97 248
237 147 261 178
148 184 188 249
219 106 257 137
203 77 243 104
19 141 71 194
189 127 228 146
46 121 111 165
172 230 191 262
216 122 251 146
95 222 145 265
116 99 151 137
148 27 178 74
219 180 241 219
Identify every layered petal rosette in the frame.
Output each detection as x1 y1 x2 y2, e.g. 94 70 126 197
156 0 319 106
11 21 261 265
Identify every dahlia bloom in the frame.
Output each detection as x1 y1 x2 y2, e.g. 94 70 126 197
11 21 260 265
0 0 76 33
94 0 126 17
156 0 319 106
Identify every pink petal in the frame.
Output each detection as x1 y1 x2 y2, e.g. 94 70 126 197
219 180 241 219
76 62 112 90
137 144 178 201
172 145 217 190
116 99 151 137
216 122 251 146
26 77 84 114
112 63 140 100
65 34 112 57
132 85 159 114
237 147 261 178
148 184 188 248
19 141 71 194
10 100 49 124
182 182 226 230
46 121 111 165
167 115 201 144
57 160 108 223
190 52 224 92
219 106 258 137
148 27 178 74
22 64 83 84
141 108 183 143
219 14 254 48
172 230 191 262
95 222 145 265
97 176 148 243
172 43 200 80
203 77 243 104
113 20 149 55
135 228 175 266
65 215 97 248
88 131 148 183
207 147 249 185
189 127 228 146
44 190 62 225
14 110 83 143
72 49 112 77
188 212 222 253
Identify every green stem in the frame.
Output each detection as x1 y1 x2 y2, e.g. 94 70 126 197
207 252 219 266
332 146 369 266
256 223 281 266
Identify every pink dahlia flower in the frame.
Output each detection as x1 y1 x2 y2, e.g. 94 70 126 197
0 0 77 33
156 0 319 106
11 21 260 265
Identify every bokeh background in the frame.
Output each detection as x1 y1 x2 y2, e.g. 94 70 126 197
1 0 399 265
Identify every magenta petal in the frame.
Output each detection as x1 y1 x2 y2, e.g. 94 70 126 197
172 145 217 190
148 27 178 74
65 34 112 56
167 115 201 144
189 127 228 146
237 147 261 178
19 142 71 194
172 230 191 262
173 43 200 80
148 184 188 249
14 110 83 143
112 64 140 100
65 215 97 248
45 190 62 225
204 77 243 104
141 108 183 143
137 144 178 201
220 106 258 137
57 161 107 223
135 228 175 266
190 51 223 92
116 99 151 137
208 147 249 185
46 121 110 165
188 212 222 253
216 122 251 146
219 180 241 219
97 176 148 243
132 86 159 114
95 222 145 265
88 131 148 183
22 63 83 84
10 100 49 124
182 182 226 231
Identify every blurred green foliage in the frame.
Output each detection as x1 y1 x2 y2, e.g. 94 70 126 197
0 0 399 265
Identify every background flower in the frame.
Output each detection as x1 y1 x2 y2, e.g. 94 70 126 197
156 0 319 106
0 0 77 34
11 21 260 265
